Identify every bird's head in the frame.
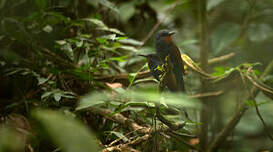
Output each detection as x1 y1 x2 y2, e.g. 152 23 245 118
155 29 176 43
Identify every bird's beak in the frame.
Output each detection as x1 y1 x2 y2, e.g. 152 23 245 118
168 31 176 35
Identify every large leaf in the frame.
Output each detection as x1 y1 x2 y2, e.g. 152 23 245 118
118 1 136 22
211 23 240 55
76 89 201 111
0 128 24 152
32 109 100 152
76 92 109 110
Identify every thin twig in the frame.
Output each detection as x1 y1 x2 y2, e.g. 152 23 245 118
245 68 273 141
252 99 273 141
208 53 235 65
138 0 180 49
190 91 223 98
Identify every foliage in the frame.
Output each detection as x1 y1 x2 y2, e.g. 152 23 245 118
0 0 273 152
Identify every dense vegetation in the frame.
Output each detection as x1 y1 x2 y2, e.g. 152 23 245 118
0 0 273 152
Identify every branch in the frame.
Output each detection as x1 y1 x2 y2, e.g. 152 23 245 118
94 53 235 85
207 60 273 152
91 108 150 134
252 99 273 141
197 0 210 150
156 106 186 130
190 91 223 98
208 53 235 65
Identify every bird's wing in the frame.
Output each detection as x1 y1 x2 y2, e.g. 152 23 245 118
169 42 185 74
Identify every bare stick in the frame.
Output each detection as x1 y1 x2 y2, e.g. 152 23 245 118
208 53 235 65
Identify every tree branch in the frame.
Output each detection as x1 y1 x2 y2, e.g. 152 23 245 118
207 60 273 152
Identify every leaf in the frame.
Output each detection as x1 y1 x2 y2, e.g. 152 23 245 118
76 92 109 110
0 0 6 10
37 77 48 85
207 0 226 11
43 25 53 33
128 73 138 85
248 23 273 42
55 40 67 45
118 45 138 52
0 128 24 152
99 0 119 14
32 109 100 152
118 2 136 22
211 23 240 55
54 93 62 102
83 18 124 35
118 38 144 46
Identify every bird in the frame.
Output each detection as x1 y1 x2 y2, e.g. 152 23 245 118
155 29 185 92
139 53 180 92
138 54 162 81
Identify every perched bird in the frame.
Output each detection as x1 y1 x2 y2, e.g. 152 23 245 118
139 54 179 92
155 29 185 92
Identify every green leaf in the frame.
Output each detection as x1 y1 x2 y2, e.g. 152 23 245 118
128 73 138 85
119 2 136 22
207 0 226 11
32 109 100 152
118 38 143 46
0 128 24 152
211 23 240 55
76 92 109 110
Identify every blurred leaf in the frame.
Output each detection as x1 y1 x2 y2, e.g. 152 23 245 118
32 109 100 152
37 77 48 85
99 0 119 14
41 89 76 102
207 0 226 11
248 23 273 42
83 18 124 35
181 39 198 46
212 66 230 76
0 128 24 152
76 92 109 110
77 89 200 111
87 0 99 7
118 38 143 46
34 0 46 9
43 25 53 33
119 1 136 22
118 45 138 52
0 0 6 10
211 23 240 55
